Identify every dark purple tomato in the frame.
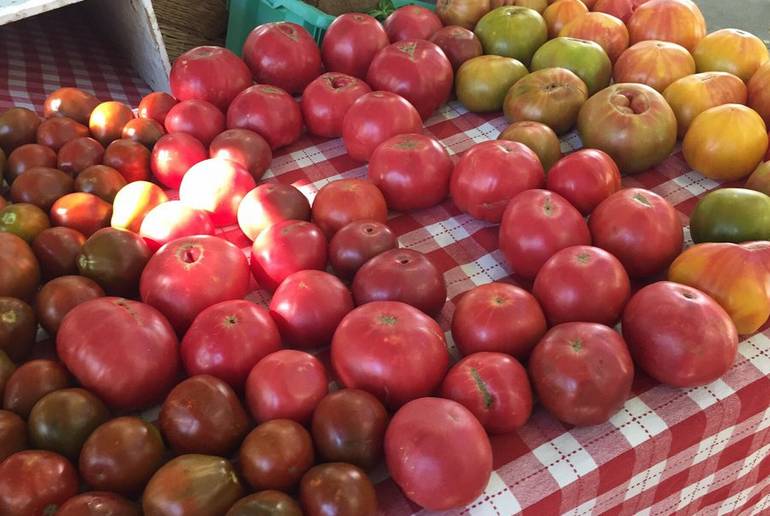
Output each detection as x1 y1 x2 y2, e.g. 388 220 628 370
77 228 151 296
226 491 302 516
9 166 74 211
31 227 86 279
0 410 27 462
299 463 378 516
56 492 140 516
36 276 105 334
2 359 71 418
0 297 35 361
328 220 398 279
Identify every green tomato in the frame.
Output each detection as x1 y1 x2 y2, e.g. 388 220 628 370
474 7 547 67
690 188 770 243
456 56 529 113
531 37 612 95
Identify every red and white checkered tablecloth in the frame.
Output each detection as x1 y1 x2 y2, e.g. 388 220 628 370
3 8 770 516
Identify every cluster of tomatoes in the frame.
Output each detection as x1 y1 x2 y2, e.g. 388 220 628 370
1 0 770 514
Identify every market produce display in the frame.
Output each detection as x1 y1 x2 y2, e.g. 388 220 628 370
0 0 769 514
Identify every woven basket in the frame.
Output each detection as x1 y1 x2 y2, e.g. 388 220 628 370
153 0 228 62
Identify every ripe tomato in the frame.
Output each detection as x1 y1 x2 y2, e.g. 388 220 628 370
342 91 422 162
440 352 532 434
122 118 165 148
227 85 303 149
237 183 311 241
312 178 388 236
151 132 207 189
451 140 545 222
179 158 256 227
614 40 696 92
77 227 152 296
384 5 443 42
239 419 314 491
329 220 397 279
6 143 57 183
627 0 705 52
56 492 140 516
36 117 89 151
0 411 26 462
110 181 168 233
43 87 100 124
545 149 621 214
451 282 547 359
300 463 377 516
531 37 611 96
209 128 272 181
245 350 329 423
589 188 683 278
137 91 178 125
57 136 104 175
74 165 126 203
89 101 134 146
499 189 591 279
140 235 251 333
139 201 215 252
250 220 327 291
593 0 651 23
749 62 770 126
269 270 354 349
321 14 389 79
0 233 40 301
367 40 453 120
0 107 40 154
436 0 490 29
385 397 492 511
368 133 453 211
543 0 589 38
622 282 739 387
0 450 78 516
242 22 322 95
0 297 35 361
429 25 483 70
331 301 449 408
0 202 50 243
181 300 281 391
10 166 73 211
50 192 113 237
3 360 70 418
559 11 629 62
170 45 253 111
32 227 85 279
301 73 372 138
36 275 104 334
352 248 447 315
529 322 634 425
475 6 548 66
693 28 769 83
103 138 151 182
159 375 249 456
164 100 225 146
227 492 302 516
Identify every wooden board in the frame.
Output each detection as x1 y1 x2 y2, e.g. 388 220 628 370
0 0 85 26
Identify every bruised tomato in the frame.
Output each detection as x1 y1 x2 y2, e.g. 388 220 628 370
179 158 256 227
237 183 311 241
329 220 397 279
227 85 303 149
312 178 388 237
150 132 208 189
164 100 225 146
138 91 178 125
301 73 372 138
139 201 215 252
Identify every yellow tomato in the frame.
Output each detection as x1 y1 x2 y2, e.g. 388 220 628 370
663 72 747 137
693 28 770 83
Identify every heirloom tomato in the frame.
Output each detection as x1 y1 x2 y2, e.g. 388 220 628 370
0 202 49 242
77 227 151 296
474 6 547 66
613 41 696 92
0 297 35 361
75 165 126 203
10 166 73 211
301 73 372 138
57 492 139 516
329 220 398 279
237 183 311 241
6 143 56 183
122 118 165 148
36 117 89 151
545 149 621 214
0 233 40 301
164 100 225 146
43 87 99 124
384 5 442 42
531 37 611 95
0 411 26 462
227 84 303 149
300 463 378 516
693 28 769 82
89 101 134 146
32 227 85 279
0 450 78 516
103 138 151 182
749 61 770 126
57 136 104 175
3 360 70 418
111 181 167 233
150 132 208 189
36 276 104 334
436 0 490 29
210 128 272 180
322 14 389 79
139 201 216 252
239 419 314 491
138 92 178 125
50 193 112 237
0 107 40 154
543 0 588 38
251 220 327 291
627 0 705 52
498 121 562 171
689 188 770 244
312 178 387 236
559 12 629 62
747 161 770 196
594 0 651 23
429 25 483 70
179 158 256 227
455 55 528 113
227 492 302 516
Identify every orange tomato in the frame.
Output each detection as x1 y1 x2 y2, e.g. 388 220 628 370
111 181 169 233
614 41 695 92
663 72 748 137
543 0 587 38
559 12 628 62
89 101 135 147
683 104 768 181
693 29 769 83
593 0 652 23
627 0 706 52
749 61 770 127
746 161 770 196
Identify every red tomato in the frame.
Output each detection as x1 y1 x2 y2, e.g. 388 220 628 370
440 352 532 434
89 102 134 146
138 92 178 125
311 178 388 237
352 248 447 315
122 118 165 148
181 299 282 391
43 87 100 125
139 201 216 252
250 220 327 292
6 143 57 184
103 139 151 183
179 158 256 227
301 73 372 138
36 275 105 334
331 301 449 408
74 165 126 210
367 40 453 120
56 492 140 516
245 350 329 423
32 227 86 279
57 297 179 410
239 420 314 491
3 360 70 418
36 117 89 151
385 397 492 511
150 132 207 189
342 91 423 162
450 140 545 222
57 137 104 175
140 235 251 334
545 149 621 215
622 282 739 387
237 183 311 241
529 322 634 426
329 219 398 279
384 6 443 42
589 188 683 278
110 181 168 233
209 129 272 181
429 25 484 70
242 22 322 95
0 108 41 155
368 133 453 211
227 85 303 149
533 245 631 326
50 192 113 237
269 270 354 349
170 46 253 111
0 450 78 516
499 189 591 279
321 14 389 79
451 282 547 359
164 100 225 146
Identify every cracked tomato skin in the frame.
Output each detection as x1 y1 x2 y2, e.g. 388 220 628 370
440 352 532 434
0 450 78 516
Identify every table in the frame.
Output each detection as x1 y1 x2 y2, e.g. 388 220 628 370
3 9 770 516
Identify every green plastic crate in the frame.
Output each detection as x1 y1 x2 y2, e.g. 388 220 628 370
226 0 436 55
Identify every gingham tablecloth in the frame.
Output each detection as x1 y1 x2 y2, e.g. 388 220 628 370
2 8 770 516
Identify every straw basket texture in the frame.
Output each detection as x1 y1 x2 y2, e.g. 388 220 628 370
153 0 228 61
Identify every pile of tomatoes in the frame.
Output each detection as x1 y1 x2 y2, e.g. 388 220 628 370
0 0 769 514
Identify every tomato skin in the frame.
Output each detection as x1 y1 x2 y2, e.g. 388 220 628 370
170 45 253 111
529 322 634 425
110 181 168 233
122 118 165 148
544 0 589 37
165 100 226 146
250 220 328 292
593 0 650 24
0 233 41 301
103 138 152 183
368 133 453 211
627 0 706 52
0 202 50 243
749 62 770 127
559 11 629 62
179 158 257 227
139 201 216 252
384 5 443 42
531 37 611 96
622 282 739 387
0 450 78 516
3 359 70 418
56 492 140 516
342 91 423 162
311 178 388 237
0 297 35 361
209 128 272 181
321 14 389 79
436 0 490 29
237 183 311 241
36 275 105 334
301 73 372 138
613 40 696 93
299 463 378 516
43 87 100 125
150 132 208 189
239 419 314 491
36 116 89 151
226 492 303 516
75 165 127 203
589 188 683 278
245 350 329 424
429 25 483 70
329 220 397 279
689 188 770 244
385 397 492 511
57 136 105 175
269 270 354 349
140 235 251 333
77 227 152 297
57 297 180 410
475 6 548 67
6 143 57 184
545 149 621 215
89 101 135 146
451 140 545 222
227 85 303 149
0 108 40 155
332 301 449 409
0 410 27 462
138 92 178 125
